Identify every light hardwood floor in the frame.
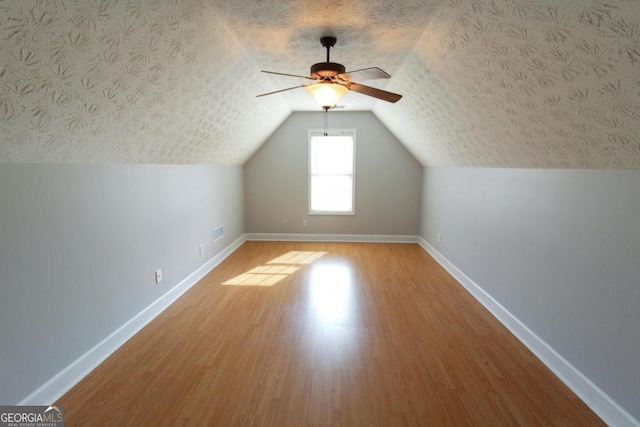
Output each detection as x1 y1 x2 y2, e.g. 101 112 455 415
59 241 605 426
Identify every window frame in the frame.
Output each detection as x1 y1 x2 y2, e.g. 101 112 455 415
308 129 356 216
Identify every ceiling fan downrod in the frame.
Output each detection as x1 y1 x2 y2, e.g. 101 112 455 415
320 36 336 62
311 37 345 79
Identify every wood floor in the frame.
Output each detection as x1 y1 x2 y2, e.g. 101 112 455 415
59 242 604 426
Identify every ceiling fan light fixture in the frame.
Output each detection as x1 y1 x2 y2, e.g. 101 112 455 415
257 36 402 105
306 82 348 109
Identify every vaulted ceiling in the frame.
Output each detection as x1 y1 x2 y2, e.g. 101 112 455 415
1 0 639 168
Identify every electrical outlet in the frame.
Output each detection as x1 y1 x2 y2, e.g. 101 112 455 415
199 244 204 255
438 233 442 243
155 269 162 284
283 218 288 225
303 219 308 227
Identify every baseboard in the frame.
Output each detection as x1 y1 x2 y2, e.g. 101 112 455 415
417 237 639 427
246 233 418 243
19 234 248 406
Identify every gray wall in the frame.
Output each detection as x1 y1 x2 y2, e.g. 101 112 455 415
421 167 640 421
245 111 422 236
0 163 244 404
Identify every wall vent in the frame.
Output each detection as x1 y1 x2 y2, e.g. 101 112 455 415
213 226 224 242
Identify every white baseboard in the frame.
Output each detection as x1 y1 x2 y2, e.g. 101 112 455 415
418 237 639 427
19 234 247 406
246 233 418 243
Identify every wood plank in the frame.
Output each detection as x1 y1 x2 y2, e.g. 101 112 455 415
58 242 605 426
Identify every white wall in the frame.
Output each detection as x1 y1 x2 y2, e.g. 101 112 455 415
0 163 244 404
245 111 423 236
420 167 640 424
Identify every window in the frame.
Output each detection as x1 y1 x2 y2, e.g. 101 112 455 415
309 129 356 215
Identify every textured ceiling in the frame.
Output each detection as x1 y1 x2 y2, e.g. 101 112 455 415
375 0 640 168
1 0 639 167
0 0 291 164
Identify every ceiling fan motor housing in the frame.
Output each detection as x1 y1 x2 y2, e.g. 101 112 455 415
311 36 345 80
311 62 346 79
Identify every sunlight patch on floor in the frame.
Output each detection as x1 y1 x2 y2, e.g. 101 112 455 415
267 251 327 265
223 251 328 286
309 262 353 325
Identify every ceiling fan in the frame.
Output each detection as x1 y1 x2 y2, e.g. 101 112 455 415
256 36 402 110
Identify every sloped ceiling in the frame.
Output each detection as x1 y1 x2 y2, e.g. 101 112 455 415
375 0 640 168
0 0 291 164
1 0 639 168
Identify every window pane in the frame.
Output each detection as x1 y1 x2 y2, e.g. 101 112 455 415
310 136 353 175
311 175 352 212
309 131 355 215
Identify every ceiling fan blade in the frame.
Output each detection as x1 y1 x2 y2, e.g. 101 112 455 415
339 67 391 81
348 82 402 103
261 70 315 80
256 84 308 98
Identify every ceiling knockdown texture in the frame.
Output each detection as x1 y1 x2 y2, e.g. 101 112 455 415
375 0 640 168
0 0 291 164
1 0 639 168
210 0 440 112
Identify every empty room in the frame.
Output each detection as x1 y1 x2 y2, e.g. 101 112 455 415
1 0 639 426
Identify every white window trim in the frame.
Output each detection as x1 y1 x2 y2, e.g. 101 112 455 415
308 129 356 216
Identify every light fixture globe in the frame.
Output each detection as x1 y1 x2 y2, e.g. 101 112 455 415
306 82 348 109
